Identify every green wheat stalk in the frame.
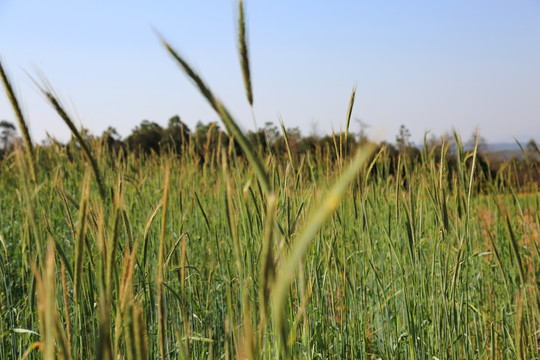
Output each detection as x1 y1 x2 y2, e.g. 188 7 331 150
0 59 37 182
344 84 356 157
160 37 272 195
238 0 253 107
35 80 106 200
272 142 375 356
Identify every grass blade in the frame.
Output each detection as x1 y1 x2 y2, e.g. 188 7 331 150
36 82 106 200
0 59 37 182
237 0 253 106
272 143 375 356
344 84 356 158
73 169 91 303
157 164 171 360
160 37 272 195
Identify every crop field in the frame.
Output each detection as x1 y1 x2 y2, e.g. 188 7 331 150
1 4 540 359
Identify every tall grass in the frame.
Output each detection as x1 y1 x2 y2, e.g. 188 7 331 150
1 4 539 359
0 113 539 359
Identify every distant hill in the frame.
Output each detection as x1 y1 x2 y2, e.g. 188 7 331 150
488 142 522 152
458 142 526 161
486 143 525 161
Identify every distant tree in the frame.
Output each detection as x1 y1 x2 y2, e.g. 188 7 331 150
318 134 338 158
247 128 268 154
263 122 280 148
395 124 413 149
193 121 229 161
298 135 319 155
0 120 16 151
126 120 164 153
194 121 216 146
101 126 124 152
67 127 95 150
275 126 301 158
162 115 190 153
395 124 421 160
103 126 121 140
355 117 370 144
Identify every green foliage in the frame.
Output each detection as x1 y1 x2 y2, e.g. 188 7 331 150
125 116 191 155
0 135 539 359
126 120 164 154
396 124 413 148
1 5 539 359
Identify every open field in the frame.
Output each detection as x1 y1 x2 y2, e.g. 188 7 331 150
1 3 539 358
0 120 539 358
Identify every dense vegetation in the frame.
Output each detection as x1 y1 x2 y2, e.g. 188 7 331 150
1 112 540 359
1 2 540 358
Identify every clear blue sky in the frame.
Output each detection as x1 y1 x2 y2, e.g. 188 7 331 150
1 1 539 144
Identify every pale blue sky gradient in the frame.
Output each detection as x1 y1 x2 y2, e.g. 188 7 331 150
1 1 539 144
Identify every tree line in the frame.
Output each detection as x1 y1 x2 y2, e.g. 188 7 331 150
1 115 539 187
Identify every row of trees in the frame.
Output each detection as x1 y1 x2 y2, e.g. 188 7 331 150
67 116 387 159
1 116 539 171
113 117 420 158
